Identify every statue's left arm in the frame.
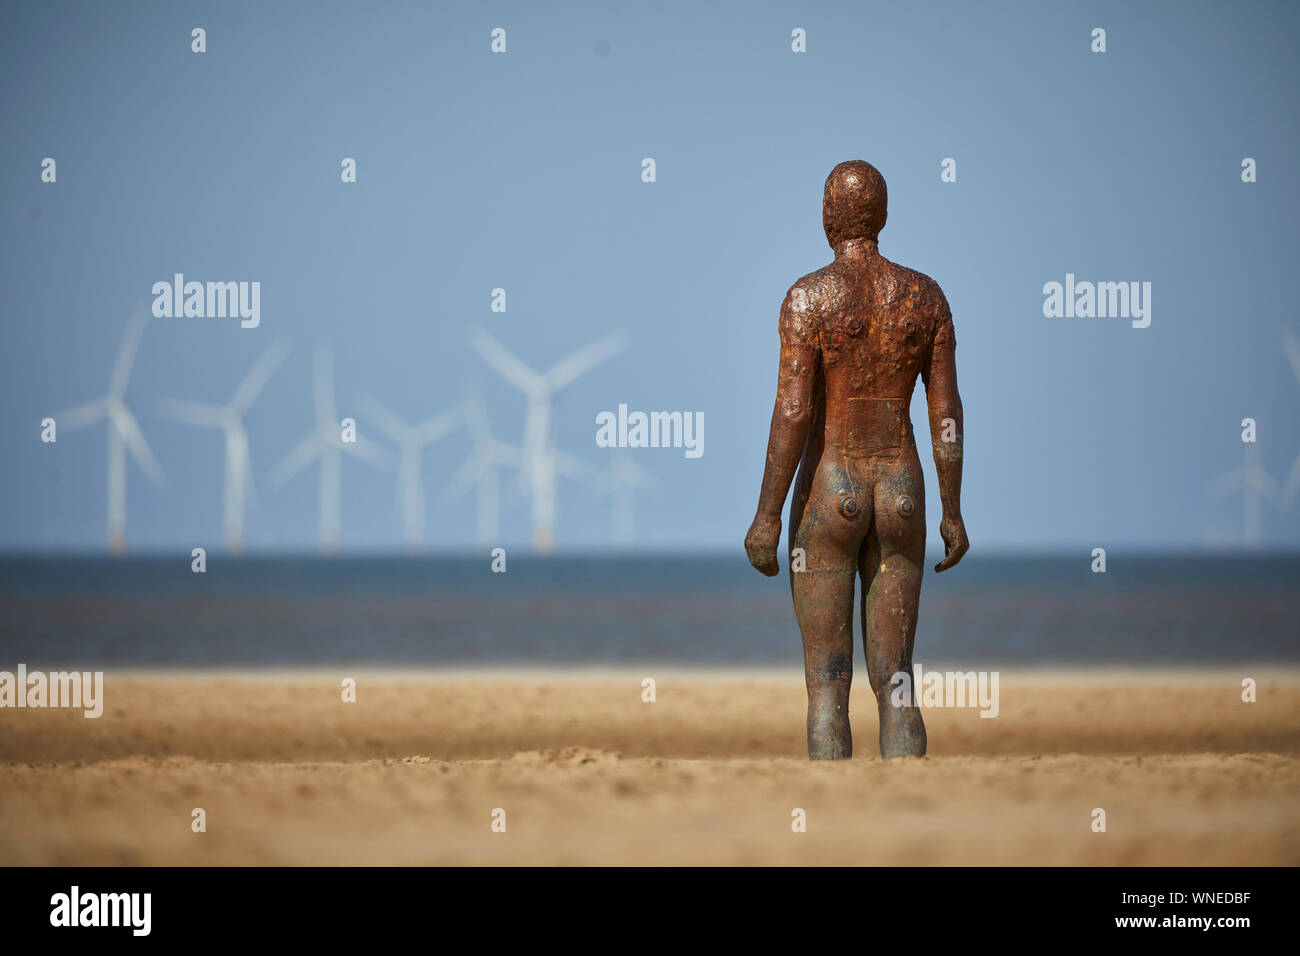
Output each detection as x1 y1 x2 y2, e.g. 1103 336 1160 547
745 284 819 576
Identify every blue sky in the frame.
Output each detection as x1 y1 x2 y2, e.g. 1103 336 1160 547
2 0 1298 554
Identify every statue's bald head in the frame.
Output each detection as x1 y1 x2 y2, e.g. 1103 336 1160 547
822 160 887 247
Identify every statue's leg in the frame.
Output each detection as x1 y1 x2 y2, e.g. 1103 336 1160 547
790 467 871 761
861 463 927 759
792 564 856 759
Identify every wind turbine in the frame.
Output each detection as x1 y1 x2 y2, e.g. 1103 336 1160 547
270 344 389 554
1212 441 1279 547
468 328 628 553
1280 329 1300 506
593 453 658 545
445 387 518 546
158 341 289 554
55 306 164 554
356 391 462 552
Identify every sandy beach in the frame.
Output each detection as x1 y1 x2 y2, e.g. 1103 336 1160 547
2 669 1297 865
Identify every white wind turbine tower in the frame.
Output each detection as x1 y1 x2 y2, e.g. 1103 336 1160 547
1213 441 1279 547
593 453 658 545
158 341 289 554
445 387 518 547
1280 329 1300 506
55 307 164 554
270 344 389 554
356 391 462 552
468 328 628 554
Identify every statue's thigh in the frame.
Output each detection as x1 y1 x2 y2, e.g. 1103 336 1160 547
788 482 867 668
860 459 926 656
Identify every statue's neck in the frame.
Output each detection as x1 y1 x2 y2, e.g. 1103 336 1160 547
834 237 879 260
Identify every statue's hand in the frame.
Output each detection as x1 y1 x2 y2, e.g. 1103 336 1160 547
744 514 782 577
934 514 969 572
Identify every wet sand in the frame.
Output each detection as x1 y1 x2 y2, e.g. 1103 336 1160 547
1 669 1297 865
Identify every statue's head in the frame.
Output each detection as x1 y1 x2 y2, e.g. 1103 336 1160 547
823 160 887 247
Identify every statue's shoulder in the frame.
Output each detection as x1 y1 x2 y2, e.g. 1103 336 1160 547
778 267 844 346
880 257 941 300
784 264 850 316
886 260 952 324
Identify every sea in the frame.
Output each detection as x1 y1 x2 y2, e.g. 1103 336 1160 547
0 553 1296 669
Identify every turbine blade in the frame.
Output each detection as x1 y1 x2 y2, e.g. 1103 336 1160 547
355 391 410 442
444 457 487 501
270 432 325 487
1245 463 1280 499
544 332 629 392
54 398 107 430
158 398 226 427
1209 467 1244 498
416 407 463 445
109 306 151 397
554 451 596 485
341 433 393 469
1284 329 1300 384
468 329 545 393
615 455 658 487
110 406 165 486
1279 454 1300 504
463 386 493 445
231 339 290 412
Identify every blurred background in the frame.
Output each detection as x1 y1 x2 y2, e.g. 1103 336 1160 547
1 0 1296 668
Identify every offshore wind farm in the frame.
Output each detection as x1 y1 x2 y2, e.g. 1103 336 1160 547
43 309 647 556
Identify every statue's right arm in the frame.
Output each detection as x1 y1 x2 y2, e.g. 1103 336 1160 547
745 283 819 576
922 282 969 572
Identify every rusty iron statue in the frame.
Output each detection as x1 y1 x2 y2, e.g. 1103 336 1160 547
745 160 968 760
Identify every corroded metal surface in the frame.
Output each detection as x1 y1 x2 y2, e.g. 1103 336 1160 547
745 160 968 760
